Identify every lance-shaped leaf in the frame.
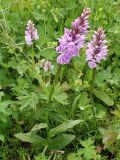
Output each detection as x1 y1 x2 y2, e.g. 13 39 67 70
49 120 82 137
15 132 47 146
92 89 114 106
31 123 48 132
48 134 75 150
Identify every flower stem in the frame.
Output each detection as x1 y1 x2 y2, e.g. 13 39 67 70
32 44 34 62
90 68 98 131
49 65 61 101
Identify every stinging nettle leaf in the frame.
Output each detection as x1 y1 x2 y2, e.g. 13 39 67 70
92 89 114 106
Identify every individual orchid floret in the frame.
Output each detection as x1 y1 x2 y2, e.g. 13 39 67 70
86 28 108 68
25 20 39 46
56 8 91 64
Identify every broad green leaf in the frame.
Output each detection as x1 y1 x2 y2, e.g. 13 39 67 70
40 48 56 60
31 123 48 132
49 120 82 137
48 134 75 150
53 83 68 105
15 132 47 145
93 89 114 106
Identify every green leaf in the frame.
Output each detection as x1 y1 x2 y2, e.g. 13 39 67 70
0 135 5 142
40 48 56 60
53 83 68 105
92 89 114 106
0 100 12 108
50 10 58 22
80 138 97 160
48 134 75 150
80 138 94 148
54 92 68 105
49 120 82 137
67 153 81 160
18 92 39 110
31 123 48 132
35 154 47 160
15 132 47 145
0 100 12 115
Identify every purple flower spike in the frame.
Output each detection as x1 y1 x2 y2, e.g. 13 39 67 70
86 28 108 68
25 20 39 46
72 8 91 35
56 8 91 64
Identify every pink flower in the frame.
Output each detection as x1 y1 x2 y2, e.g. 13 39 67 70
56 8 91 64
86 28 108 68
43 60 53 72
25 20 39 46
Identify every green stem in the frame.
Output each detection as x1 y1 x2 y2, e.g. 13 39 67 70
37 73 48 93
42 146 48 155
32 44 34 62
90 68 98 131
49 65 61 101
31 64 48 94
48 154 53 160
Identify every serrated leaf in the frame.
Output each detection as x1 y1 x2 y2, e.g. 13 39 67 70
67 153 81 160
35 154 47 160
31 123 48 132
53 83 68 105
48 134 75 150
49 120 82 137
18 92 39 110
80 138 94 148
93 89 114 106
54 92 68 105
0 100 12 115
15 132 47 145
